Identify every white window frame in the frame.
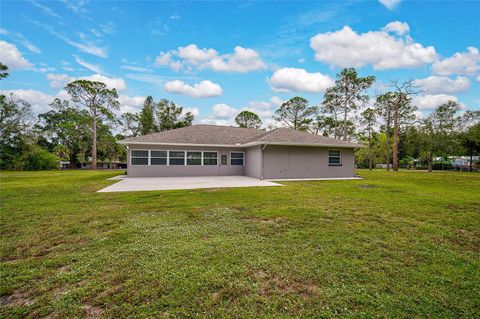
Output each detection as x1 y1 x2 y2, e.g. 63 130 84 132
150 150 168 166
130 149 149 166
202 151 219 166
186 150 203 166
168 150 186 166
230 151 245 166
328 149 342 166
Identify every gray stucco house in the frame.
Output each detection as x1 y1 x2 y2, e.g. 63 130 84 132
118 125 363 179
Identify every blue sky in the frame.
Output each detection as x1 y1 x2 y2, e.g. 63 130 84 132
1 0 479 126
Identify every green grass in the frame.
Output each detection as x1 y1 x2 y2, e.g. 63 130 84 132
1 170 479 318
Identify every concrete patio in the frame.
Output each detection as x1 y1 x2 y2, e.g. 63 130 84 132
98 175 282 192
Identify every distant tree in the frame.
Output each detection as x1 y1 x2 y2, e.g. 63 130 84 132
360 107 377 170
235 110 262 128
0 94 32 169
65 80 119 169
120 112 141 138
0 63 8 79
323 68 375 140
375 92 396 171
139 96 156 135
460 111 480 171
273 96 317 131
37 98 91 168
156 99 193 131
319 97 343 139
390 80 419 171
311 115 354 138
418 101 461 172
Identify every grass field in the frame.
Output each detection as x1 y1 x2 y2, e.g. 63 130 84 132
1 170 479 318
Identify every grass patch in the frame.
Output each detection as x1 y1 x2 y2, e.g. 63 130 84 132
1 169 479 318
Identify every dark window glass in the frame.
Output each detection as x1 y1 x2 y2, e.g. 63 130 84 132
230 152 244 165
151 150 167 157
231 152 244 159
131 157 148 165
132 150 148 157
169 151 185 158
187 152 202 165
151 158 167 165
328 150 341 165
169 158 185 165
203 152 218 166
221 155 228 165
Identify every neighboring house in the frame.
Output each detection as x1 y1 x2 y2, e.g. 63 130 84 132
118 125 364 179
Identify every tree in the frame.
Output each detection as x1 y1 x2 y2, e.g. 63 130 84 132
322 68 375 140
390 80 419 171
139 96 156 135
235 110 262 128
360 107 377 170
318 96 343 138
120 112 141 138
273 96 317 131
156 99 193 131
460 111 480 171
65 80 119 169
418 101 461 172
375 92 395 171
0 63 8 79
37 98 91 168
0 94 32 169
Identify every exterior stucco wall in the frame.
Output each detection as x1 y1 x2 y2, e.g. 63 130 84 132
126 144 245 177
262 145 355 179
244 145 262 178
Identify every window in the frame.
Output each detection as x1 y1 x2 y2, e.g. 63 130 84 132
169 151 185 165
187 151 202 165
131 150 148 165
328 150 342 165
221 155 228 165
203 152 218 166
151 150 167 165
230 152 244 166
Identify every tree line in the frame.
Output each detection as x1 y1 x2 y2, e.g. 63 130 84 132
1 62 479 171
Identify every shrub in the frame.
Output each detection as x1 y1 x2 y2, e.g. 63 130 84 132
432 162 453 170
20 147 59 170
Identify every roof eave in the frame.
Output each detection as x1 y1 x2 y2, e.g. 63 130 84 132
116 141 244 148
242 141 366 148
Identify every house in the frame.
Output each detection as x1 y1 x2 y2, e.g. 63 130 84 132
117 125 364 179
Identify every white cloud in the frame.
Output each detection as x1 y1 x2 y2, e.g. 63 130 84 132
0 89 55 114
378 0 401 10
46 73 72 88
413 76 470 94
182 107 200 117
270 96 285 107
211 103 238 118
79 74 126 91
412 94 458 110
198 118 231 126
476 75 480 83
28 0 60 18
74 55 103 73
432 47 480 76
155 44 266 73
45 73 127 91
383 21 409 36
0 41 33 69
120 65 151 72
269 67 334 93
310 23 437 70
30 19 107 58
0 28 41 54
164 80 222 98
125 73 166 86
117 95 145 114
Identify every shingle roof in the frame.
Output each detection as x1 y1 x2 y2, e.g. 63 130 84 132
118 125 364 148
119 125 265 145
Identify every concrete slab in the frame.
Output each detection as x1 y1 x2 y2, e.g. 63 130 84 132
98 175 282 192
267 177 362 181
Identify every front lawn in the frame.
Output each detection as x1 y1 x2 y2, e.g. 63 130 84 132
1 170 479 318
